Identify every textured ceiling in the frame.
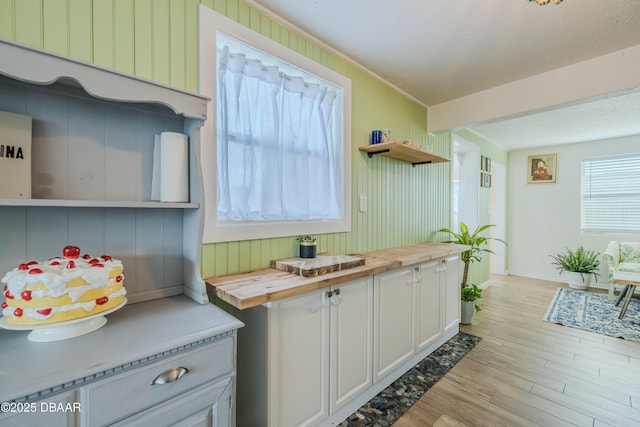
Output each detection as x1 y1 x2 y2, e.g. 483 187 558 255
249 0 640 150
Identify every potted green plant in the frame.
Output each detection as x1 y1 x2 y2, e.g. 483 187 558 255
550 246 600 290
296 235 317 258
460 283 483 324
438 222 506 324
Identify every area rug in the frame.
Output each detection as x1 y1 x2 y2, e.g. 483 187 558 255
338 332 481 427
544 288 640 342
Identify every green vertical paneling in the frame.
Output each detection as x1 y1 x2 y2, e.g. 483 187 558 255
200 0 214 11
42 0 68 55
134 0 153 80
92 0 114 68
9 0 460 279
114 0 134 75
0 0 15 40
169 0 186 90
152 0 170 85
237 0 250 28
14 0 41 47
68 0 91 61
227 241 240 272
184 0 199 92
215 243 229 278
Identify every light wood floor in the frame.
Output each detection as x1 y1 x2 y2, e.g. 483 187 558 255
394 275 640 427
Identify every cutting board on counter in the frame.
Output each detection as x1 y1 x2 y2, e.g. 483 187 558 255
271 254 365 277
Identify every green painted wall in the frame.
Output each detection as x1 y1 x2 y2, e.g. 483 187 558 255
1 0 457 278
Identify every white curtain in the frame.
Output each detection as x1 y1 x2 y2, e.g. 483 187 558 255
216 46 342 222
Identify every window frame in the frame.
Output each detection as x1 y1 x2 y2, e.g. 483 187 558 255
198 6 352 243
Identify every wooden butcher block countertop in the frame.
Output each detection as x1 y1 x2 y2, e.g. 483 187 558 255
205 243 469 310
360 242 471 266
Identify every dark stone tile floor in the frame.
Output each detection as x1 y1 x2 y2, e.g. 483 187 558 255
338 332 481 427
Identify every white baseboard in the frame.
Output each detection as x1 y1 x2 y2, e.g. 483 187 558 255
505 271 610 290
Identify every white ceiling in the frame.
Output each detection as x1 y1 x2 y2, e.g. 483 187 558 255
249 0 640 150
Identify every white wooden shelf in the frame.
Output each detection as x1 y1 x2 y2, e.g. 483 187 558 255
0 198 199 209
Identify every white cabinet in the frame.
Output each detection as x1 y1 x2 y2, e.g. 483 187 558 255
0 41 242 427
268 288 330 427
416 255 460 351
330 278 374 413
415 261 443 352
442 256 461 335
220 253 461 427
233 277 373 427
0 297 243 427
373 257 459 380
1 354 234 427
373 266 415 382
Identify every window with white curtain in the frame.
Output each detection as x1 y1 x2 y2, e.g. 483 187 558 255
199 6 352 243
581 153 640 233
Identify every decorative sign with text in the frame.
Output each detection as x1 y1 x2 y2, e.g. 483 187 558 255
0 110 32 198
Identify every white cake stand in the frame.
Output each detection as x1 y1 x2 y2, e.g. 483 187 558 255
0 298 127 342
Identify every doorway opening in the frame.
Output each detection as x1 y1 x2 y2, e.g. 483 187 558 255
452 136 479 234
452 136 507 278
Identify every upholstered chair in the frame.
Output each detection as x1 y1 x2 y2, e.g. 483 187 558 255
602 241 640 304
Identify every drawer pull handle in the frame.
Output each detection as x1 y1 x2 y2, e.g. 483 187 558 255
151 367 191 385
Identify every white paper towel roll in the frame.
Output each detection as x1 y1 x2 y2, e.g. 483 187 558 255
159 132 189 202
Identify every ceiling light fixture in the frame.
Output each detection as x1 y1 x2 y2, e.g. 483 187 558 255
529 0 563 5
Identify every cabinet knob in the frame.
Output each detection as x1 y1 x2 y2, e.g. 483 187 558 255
151 366 191 385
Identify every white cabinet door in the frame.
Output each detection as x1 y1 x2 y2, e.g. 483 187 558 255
373 266 415 382
330 277 373 412
269 290 330 427
416 262 443 352
443 256 461 335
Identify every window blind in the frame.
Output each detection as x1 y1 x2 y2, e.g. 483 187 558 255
581 154 640 233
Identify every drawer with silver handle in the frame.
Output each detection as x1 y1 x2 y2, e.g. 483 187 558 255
81 336 234 426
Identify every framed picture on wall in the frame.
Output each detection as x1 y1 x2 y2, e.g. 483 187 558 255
527 153 557 184
480 155 492 173
480 172 491 188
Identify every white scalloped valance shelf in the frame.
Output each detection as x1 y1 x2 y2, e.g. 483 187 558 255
0 40 208 120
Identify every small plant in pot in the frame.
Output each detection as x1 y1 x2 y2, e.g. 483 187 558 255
461 283 483 324
438 222 506 324
550 246 600 290
296 235 317 259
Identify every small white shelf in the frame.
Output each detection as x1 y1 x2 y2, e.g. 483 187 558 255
0 198 199 209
